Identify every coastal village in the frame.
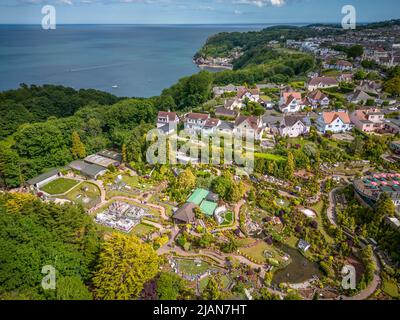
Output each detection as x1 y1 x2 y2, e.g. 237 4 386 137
2 21 400 301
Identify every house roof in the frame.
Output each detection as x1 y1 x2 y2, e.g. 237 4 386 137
173 203 197 223
26 169 60 186
97 150 123 162
322 111 350 125
218 121 235 131
200 200 218 217
68 160 106 179
283 115 311 127
282 92 302 104
204 118 220 128
309 76 338 86
336 60 353 67
215 106 236 117
348 90 373 102
307 90 327 101
187 188 209 206
158 111 178 120
185 112 209 121
235 115 260 130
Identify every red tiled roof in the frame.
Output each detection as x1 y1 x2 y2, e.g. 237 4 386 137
235 115 260 130
309 77 338 86
185 113 210 120
322 111 350 124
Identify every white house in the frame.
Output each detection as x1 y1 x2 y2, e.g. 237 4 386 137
234 115 264 141
316 111 352 133
157 111 180 128
279 91 304 113
184 113 210 133
202 118 221 136
278 115 311 138
307 90 330 109
308 76 338 91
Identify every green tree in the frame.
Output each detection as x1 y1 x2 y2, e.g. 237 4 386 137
202 277 220 300
93 234 160 300
156 272 186 300
56 276 92 300
286 151 295 180
71 131 86 159
347 45 364 59
384 76 400 96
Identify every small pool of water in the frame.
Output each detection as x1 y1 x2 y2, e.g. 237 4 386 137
272 244 321 285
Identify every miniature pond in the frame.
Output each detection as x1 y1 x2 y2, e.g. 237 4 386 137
272 244 321 285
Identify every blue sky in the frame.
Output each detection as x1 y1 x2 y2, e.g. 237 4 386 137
0 0 399 24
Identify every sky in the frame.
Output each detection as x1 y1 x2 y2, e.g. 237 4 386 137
0 0 399 24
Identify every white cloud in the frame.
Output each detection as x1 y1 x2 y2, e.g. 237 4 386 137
233 0 286 7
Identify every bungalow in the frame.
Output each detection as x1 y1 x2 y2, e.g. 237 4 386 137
278 115 311 138
279 91 304 113
157 111 180 128
234 115 264 141
347 90 374 104
316 111 352 133
68 160 107 180
184 113 210 133
212 84 244 97
26 169 62 190
308 76 338 91
307 90 330 109
350 108 385 133
215 106 236 119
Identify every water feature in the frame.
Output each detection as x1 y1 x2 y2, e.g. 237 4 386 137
272 244 321 285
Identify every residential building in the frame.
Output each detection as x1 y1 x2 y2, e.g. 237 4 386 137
307 90 330 109
202 118 221 136
279 91 304 113
224 98 243 110
157 111 180 128
234 115 264 140
308 76 338 91
173 203 197 224
217 121 235 135
215 106 236 119
347 90 374 104
278 115 311 138
184 113 210 133
350 108 385 133
316 111 352 133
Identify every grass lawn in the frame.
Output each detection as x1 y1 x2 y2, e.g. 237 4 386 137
239 240 285 265
382 277 400 298
132 223 156 237
63 182 101 209
255 153 286 162
220 211 234 226
311 201 334 244
41 178 79 195
177 259 214 276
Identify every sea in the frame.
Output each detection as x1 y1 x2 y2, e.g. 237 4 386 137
0 24 306 98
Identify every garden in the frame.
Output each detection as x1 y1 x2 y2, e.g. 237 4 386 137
40 178 79 195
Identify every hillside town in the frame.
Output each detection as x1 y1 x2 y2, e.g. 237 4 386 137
1 20 400 302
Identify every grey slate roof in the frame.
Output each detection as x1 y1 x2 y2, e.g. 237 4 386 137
26 169 60 186
173 202 197 223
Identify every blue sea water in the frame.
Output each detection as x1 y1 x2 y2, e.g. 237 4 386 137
0 24 304 97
